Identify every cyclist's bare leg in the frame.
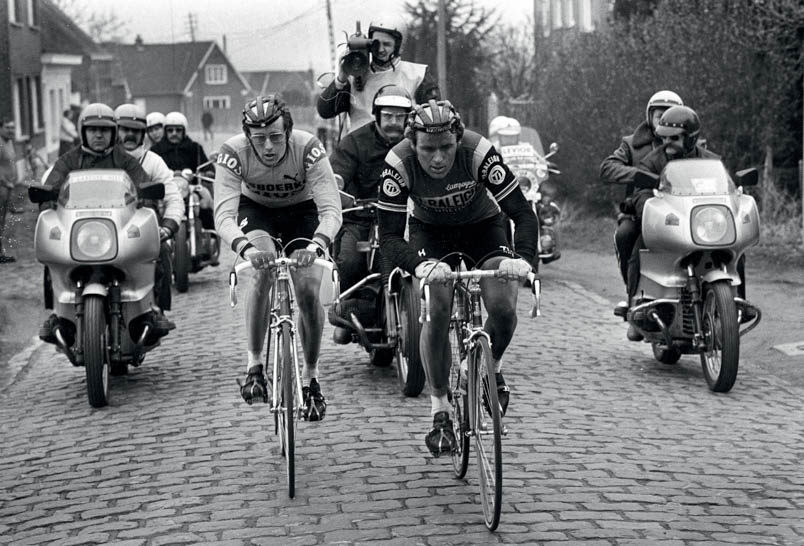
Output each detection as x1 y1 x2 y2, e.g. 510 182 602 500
419 282 453 411
479 256 520 363
290 266 324 375
244 231 276 369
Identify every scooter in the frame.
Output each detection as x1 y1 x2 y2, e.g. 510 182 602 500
503 141 562 269
328 191 426 397
625 159 762 392
30 170 167 407
170 164 220 292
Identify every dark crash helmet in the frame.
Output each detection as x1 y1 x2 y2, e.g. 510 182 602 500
404 99 464 143
656 105 701 154
78 103 117 150
242 94 293 139
368 22 403 61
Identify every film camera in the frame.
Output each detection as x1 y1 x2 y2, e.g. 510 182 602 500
341 22 379 79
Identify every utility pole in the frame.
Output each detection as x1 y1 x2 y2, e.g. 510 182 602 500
324 0 338 146
186 12 197 42
437 0 448 99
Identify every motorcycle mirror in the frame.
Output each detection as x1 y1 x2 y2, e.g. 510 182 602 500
181 168 194 180
317 72 336 89
549 142 559 153
633 170 660 189
28 184 57 204
140 182 165 201
735 168 759 187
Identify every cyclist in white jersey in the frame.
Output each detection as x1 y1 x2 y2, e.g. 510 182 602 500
214 95 342 420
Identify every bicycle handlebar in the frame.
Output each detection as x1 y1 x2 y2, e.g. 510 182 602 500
421 270 541 322
229 257 335 307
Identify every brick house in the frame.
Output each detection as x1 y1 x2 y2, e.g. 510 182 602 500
113 37 252 133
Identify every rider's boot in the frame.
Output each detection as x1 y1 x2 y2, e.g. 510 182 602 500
425 411 457 456
303 378 327 421
150 309 176 337
39 313 74 346
614 300 629 318
239 364 269 404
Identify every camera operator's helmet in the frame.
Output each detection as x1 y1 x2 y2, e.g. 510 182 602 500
242 95 293 140
368 21 403 59
146 111 165 129
645 90 683 130
114 104 147 131
372 84 413 123
404 99 464 141
78 103 117 149
656 105 700 154
497 117 521 137
164 111 187 134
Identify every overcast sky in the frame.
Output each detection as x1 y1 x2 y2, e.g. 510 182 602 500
80 0 534 73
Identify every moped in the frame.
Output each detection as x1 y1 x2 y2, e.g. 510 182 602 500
30 170 166 407
328 191 426 397
503 141 562 269
170 164 220 292
626 159 762 392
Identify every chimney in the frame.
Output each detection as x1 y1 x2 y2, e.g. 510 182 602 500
134 34 144 51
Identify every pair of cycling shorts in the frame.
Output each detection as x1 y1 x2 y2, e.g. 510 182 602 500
408 214 516 269
237 196 318 253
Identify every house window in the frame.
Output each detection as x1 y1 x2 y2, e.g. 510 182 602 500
8 0 25 23
12 76 44 138
205 64 228 85
31 76 43 131
203 96 231 109
27 0 39 26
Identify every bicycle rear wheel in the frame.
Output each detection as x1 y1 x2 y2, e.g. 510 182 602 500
449 294 469 478
473 336 502 530
278 322 296 498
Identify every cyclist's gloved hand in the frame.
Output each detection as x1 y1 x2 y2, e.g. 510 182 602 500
159 226 173 242
415 260 452 284
244 248 276 270
498 258 531 282
291 242 323 268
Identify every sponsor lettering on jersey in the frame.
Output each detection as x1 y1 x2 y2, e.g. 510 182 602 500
381 167 406 188
445 180 475 191
383 178 402 197
488 165 506 185
479 153 503 181
303 141 327 169
418 186 478 213
216 151 242 176
245 177 305 199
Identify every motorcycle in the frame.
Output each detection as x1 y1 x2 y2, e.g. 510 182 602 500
625 159 762 392
327 191 426 397
29 169 167 407
170 163 220 292
502 141 562 269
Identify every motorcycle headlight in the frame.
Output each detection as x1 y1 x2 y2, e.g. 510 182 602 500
71 219 117 261
690 205 735 246
535 165 548 181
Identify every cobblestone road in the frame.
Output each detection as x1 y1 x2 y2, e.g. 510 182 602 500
2 254 803 545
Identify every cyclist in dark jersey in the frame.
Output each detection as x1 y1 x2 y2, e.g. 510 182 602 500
214 95 342 421
377 100 539 456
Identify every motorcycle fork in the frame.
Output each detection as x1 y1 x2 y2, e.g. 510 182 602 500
686 265 705 349
109 281 122 362
188 195 197 258
74 281 85 365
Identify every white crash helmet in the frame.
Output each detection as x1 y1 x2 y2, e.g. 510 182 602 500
164 111 188 131
146 111 165 129
488 116 521 139
645 90 683 127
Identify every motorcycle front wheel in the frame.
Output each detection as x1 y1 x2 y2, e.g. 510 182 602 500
700 281 739 392
83 295 110 408
174 221 190 293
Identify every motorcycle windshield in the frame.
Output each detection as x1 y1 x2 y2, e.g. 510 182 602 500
58 170 138 209
660 159 737 196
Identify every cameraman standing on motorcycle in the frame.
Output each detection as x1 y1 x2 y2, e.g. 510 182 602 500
115 104 184 326
377 100 539 456
329 84 413 344
317 21 439 134
600 90 683 321
41 103 175 341
214 95 342 420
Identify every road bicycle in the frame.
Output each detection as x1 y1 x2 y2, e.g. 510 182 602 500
421 256 541 530
229 237 338 498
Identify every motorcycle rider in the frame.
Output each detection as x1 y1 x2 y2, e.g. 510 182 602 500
488 116 521 149
214 95 342 420
329 84 413 344
317 21 439 133
377 100 539 455
115 103 184 325
146 112 165 148
600 90 684 319
40 103 174 343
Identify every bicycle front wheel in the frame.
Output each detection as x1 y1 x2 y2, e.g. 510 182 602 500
278 322 296 498
473 336 502 530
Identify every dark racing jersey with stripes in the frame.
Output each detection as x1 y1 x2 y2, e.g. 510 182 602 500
377 130 519 225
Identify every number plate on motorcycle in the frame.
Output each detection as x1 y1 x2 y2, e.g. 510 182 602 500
77 210 113 217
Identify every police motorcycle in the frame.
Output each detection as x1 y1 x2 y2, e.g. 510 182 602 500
625 159 762 392
170 160 220 292
327 190 426 397
29 170 167 408
503 141 562 268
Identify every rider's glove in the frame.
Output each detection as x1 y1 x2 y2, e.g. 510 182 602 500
159 226 173 242
244 248 276 270
497 258 531 282
415 261 452 284
291 242 323 268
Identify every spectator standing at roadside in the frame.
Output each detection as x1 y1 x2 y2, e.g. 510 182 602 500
59 109 80 157
201 110 214 142
0 118 17 264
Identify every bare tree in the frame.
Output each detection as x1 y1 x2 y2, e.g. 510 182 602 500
51 0 129 43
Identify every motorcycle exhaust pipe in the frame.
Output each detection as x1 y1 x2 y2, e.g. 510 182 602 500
54 328 79 366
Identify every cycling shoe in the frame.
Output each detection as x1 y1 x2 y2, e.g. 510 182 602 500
425 411 457 456
239 364 269 405
303 378 327 421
